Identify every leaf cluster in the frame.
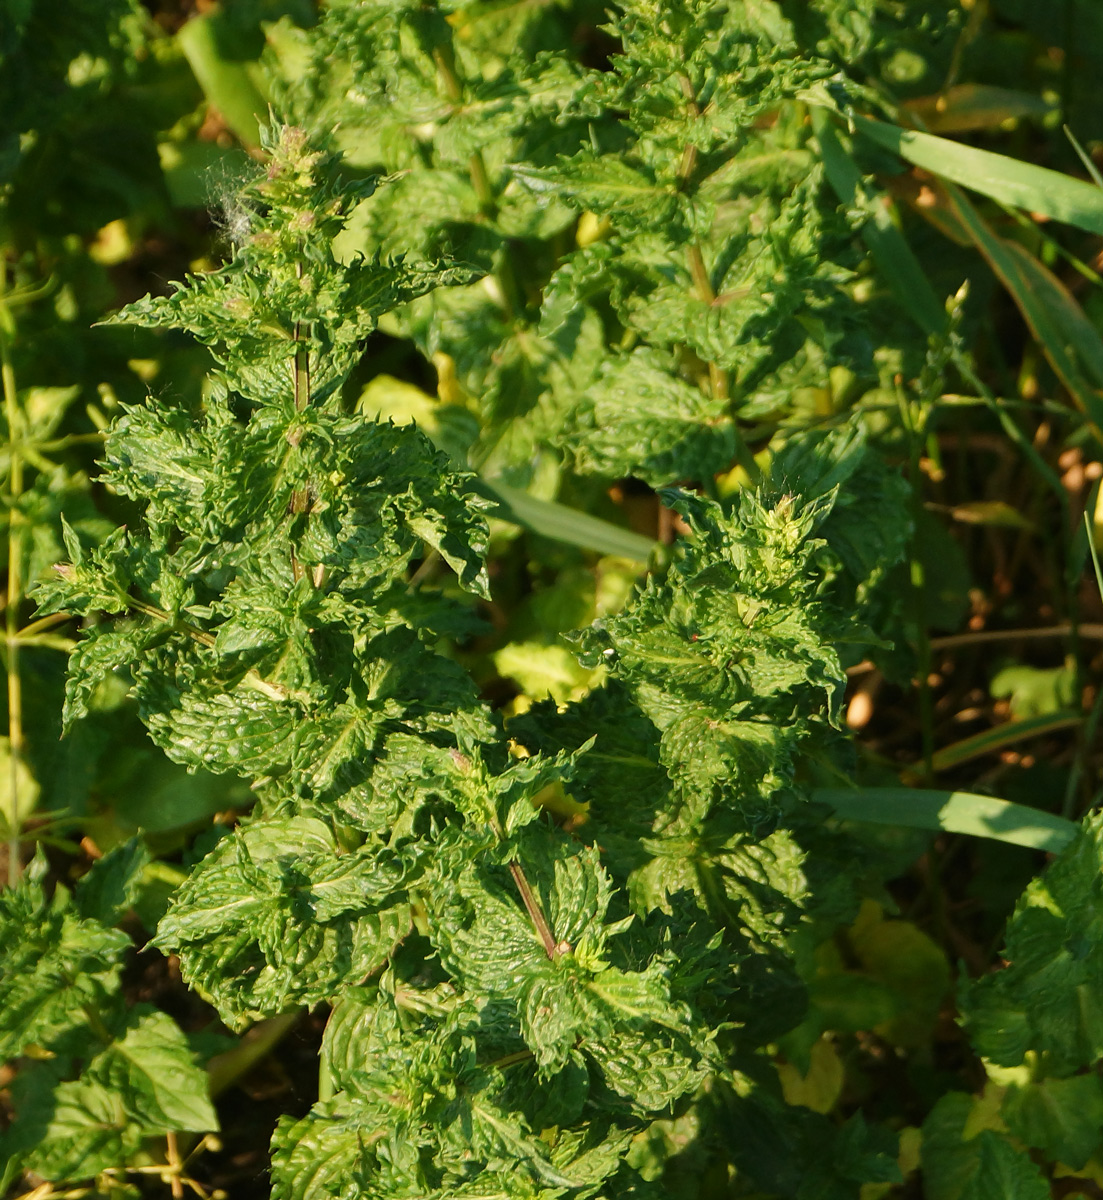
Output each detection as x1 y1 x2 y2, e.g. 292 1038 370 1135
17 2 1103 1199
265 0 878 488
0 847 216 1191
26 110 929 1197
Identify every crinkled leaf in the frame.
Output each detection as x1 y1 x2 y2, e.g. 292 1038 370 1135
153 818 418 1029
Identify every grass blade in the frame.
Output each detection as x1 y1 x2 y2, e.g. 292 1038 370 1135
812 109 945 337
1064 125 1103 192
943 183 1103 443
482 479 658 561
854 115 1103 236
902 84 1052 134
930 709 1083 773
815 787 1077 852
1087 511 1103 598
178 14 267 149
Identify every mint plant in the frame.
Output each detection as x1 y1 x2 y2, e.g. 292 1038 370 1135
268 0 876 489
14 3 1103 1198
25 116 922 1197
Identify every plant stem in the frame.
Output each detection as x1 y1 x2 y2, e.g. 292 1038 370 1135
293 330 310 414
431 43 521 321
80 1000 114 1044
483 800 562 959
0 272 25 886
485 1048 534 1070
207 1009 302 1100
289 288 312 581
508 860 561 959
165 1133 184 1200
13 610 73 638
677 74 758 484
122 596 296 703
898 384 935 785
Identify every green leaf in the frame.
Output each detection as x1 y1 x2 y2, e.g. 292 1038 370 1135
63 620 166 733
846 901 950 1048
74 837 151 927
2 1070 145 1183
921 1092 1049 1200
513 157 689 233
31 522 132 619
1000 1073 1103 1169
586 1030 707 1112
816 787 1077 852
1 1012 214 1182
854 114 1103 237
721 1094 902 1198
812 108 945 337
89 1007 218 1133
555 347 737 486
579 489 849 795
960 811 1103 1074
275 986 633 1199
431 830 706 1092
137 671 303 779
990 662 1076 720
270 1097 369 1200
0 861 130 1062
153 818 417 1029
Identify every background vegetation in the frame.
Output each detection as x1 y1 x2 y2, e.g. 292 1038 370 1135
6 1 1103 1197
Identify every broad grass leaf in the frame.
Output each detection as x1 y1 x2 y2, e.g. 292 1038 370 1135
177 13 267 147
812 108 945 337
943 183 1103 443
855 115 1103 237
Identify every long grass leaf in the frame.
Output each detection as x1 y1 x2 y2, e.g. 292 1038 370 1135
1064 125 1103 192
482 479 658 561
178 15 267 149
812 109 945 336
902 84 1052 134
930 710 1083 772
815 787 1077 852
854 115 1103 236
1087 511 1103 598
943 184 1103 442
